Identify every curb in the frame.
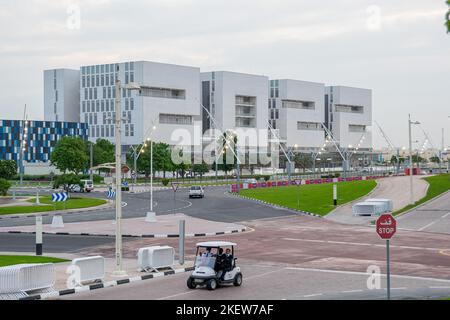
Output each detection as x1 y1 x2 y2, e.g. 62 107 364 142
19 266 195 300
0 200 114 221
228 192 322 218
3 228 248 238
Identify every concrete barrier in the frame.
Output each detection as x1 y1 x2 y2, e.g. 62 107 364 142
137 246 175 272
0 263 55 294
71 256 105 285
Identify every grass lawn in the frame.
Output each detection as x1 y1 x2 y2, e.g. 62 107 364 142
0 255 69 267
0 196 107 215
394 174 450 216
240 180 377 216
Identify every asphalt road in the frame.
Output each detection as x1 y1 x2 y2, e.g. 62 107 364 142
0 186 294 228
61 262 450 300
397 191 450 234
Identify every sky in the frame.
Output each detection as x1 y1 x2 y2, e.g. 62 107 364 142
0 0 449 149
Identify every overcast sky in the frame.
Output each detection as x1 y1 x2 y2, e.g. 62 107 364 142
0 0 449 149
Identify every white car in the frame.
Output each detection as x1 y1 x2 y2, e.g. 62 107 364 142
81 179 94 192
189 186 204 198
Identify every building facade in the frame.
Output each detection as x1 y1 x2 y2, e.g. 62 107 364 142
325 86 373 150
79 61 201 147
44 69 80 123
269 79 325 151
0 119 88 163
201 71 269 134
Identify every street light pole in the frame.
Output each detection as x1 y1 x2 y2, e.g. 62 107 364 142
113 78 126 277
408 114 420 205
150 139 153 213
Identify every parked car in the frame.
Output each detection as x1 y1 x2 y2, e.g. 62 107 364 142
189 186 204 198
80 179 94 192
68 184 82 193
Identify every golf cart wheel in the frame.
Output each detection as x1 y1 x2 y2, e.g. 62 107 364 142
187 277 197 289
233 273 243 286
206 279 217 291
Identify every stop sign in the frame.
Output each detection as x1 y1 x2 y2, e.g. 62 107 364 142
376 213 397 240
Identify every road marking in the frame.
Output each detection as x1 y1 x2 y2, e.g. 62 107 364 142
158 199 193 214
303 293 323 298
391 287 406 290
285 267 450 283
156 268 284 300
282 237 448 252
342 289 364 293
439 250 450 257
416 211 450 231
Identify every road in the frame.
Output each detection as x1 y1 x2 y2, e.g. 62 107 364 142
0 186 294 228
326 175 429 225
398 191 450 234
61 262 450 300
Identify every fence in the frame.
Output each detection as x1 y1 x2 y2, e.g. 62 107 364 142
71 256 105 284
0 263 55 294
137 246 175 272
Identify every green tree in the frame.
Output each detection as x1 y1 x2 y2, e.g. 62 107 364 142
214 132 237 177
90 139 115 169
294 153 312 172
0 178 11 196
192 163 210 179
430 156 441 164
0 160 18 179
53 174 82 193
128 142 175 178
51 137 88 175
446 1 450 33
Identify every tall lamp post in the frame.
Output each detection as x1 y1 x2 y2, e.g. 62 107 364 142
408 114 420 205
113 80 141 277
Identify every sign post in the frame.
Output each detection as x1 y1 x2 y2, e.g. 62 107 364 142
294 179 301 209
333 184 337 206
171 182 180 211
376 213 397 300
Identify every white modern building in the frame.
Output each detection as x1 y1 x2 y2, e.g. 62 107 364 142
325 86 373 150
201 71 269 134
44 69 80 123
79 61 201 147
268 79 325 151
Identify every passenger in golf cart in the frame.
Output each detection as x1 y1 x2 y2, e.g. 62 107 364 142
187 241 242 290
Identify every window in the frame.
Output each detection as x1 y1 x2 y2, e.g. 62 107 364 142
130 62 134 71
125 99 129 110
96 75 99 86
110 125 114 137
101 100 105 112
82 101 86 112
82 76 85 88
103 112 106 124
282 100 315 110
130 72 134 83
130 124 134 136
87 103 90 113
89 88 92 100
297 122 322 131
87 76 90 87
94 113 97 125
108 87 111 99
335 104 364 113
127 111 131 123
106 100 110 111
54 102 57 114
103 87 106 99
130 98 134 110
101 75 104 86
96 101 100 112
139 87 186 100
348 124 366 132
96 126 100 137
106 74 109 86
125 124 129 136
84 113 88 123
94 88 97 99
84 88 88 100
105 125 109 137
101 126 105 137
159 114 193 125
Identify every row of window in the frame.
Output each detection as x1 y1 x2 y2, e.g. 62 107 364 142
90 124 135 138
81 62 134 76
82 73 118 88
335 104 364 113
297 122 322 131
140 87 186 100
282 100 315 110
159 114 192 125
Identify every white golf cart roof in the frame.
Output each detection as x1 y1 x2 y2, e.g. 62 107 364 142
196 241 236 248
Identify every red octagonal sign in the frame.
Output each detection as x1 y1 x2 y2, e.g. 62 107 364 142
376 213 397 240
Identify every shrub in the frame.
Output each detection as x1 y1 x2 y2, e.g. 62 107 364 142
161 178 170 186
0 178 11 196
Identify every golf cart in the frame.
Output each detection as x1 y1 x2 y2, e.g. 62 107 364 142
187 241 242 291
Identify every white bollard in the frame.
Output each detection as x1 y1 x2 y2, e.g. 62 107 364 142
51 215 64 228
145 211 157 223
35 189 40 205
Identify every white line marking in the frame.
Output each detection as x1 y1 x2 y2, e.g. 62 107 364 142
156 268 284 300
342 290 364 293
429 286 450 289
282 238 448 252
303 293 323 298
391 287 407 290
285 267 450 283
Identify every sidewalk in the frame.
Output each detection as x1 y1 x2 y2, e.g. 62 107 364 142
0 251 194 298
0 213 248 237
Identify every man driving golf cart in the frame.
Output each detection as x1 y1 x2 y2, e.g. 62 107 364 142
187 241 242 291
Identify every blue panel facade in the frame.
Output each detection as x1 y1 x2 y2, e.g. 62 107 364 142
0 119 89 163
